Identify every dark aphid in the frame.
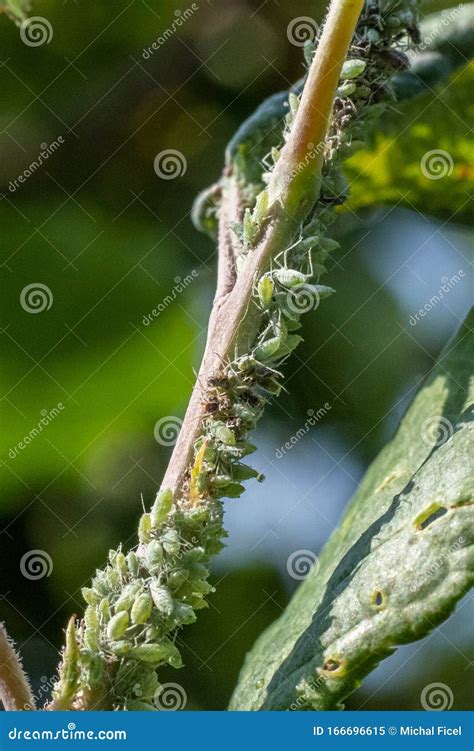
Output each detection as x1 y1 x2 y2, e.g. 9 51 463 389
407 24 421 45
374 48 410 71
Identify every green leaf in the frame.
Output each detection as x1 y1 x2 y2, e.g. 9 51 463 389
230 310 474 710
345 63 474 223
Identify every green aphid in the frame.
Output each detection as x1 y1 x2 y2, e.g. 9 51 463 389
257 275 274 307
84 607 99 651
130 592 153 625
220 482 245 499
126 551 140 578
106 566 120 590
138 513 152 544
271 146 280 163
129 641 182 668
114 582 142 613
167 569 189 590
210 474 232 488
106 611 129 641
253 189 269 224
161 529 181 556
114 552 127 576
82 587 99 607
318 238 340 253
173 602 196 625
337 82 357 98
274 268 310 288
125 700 156 711
288 91 300 116
341 59 367 79
272 333 304 359
196 471 209 494
232 463 261 481
151 488 174 528
84 605 99 632
209 421 236 445
99 597 110 623
109 640 132 656
80 650 103 686
233 403 260 422
146 540 164 570
253 336 282 362
92 572 110 597
258 377 282 396
357 85 372 98
150 583 174 616
243 208 258 245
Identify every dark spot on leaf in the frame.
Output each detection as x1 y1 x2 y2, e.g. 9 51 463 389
414 502 448 531
371 589 386 609
322 658 340 672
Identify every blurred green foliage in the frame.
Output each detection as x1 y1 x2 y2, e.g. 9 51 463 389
0 0 472 710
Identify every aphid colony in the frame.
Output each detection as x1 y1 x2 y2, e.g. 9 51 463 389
58 488 225 710
61 0 421 711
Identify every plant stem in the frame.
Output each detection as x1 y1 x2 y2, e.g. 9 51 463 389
161 0 364 497
0 624 35 711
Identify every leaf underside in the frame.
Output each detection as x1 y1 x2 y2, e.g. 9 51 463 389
230 309 474 710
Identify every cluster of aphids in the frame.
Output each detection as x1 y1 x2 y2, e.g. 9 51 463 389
77 487 224 708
